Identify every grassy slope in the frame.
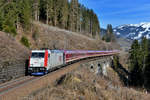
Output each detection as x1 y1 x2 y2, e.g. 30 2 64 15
0 32 29 67
27 66 150 100
30 22 120 50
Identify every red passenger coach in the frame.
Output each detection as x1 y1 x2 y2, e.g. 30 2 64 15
64 50 119 63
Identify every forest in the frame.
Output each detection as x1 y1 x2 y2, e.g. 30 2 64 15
0 0 100 38
129 37 150 89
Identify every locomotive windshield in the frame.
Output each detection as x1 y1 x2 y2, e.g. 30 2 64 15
31 53 45 58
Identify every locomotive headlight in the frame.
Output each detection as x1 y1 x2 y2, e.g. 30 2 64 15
40 68 45 70
29 68 32 70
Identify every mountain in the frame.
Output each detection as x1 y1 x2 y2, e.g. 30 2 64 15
113 22 150 40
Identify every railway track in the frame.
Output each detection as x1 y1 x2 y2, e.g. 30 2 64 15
0 76 37 96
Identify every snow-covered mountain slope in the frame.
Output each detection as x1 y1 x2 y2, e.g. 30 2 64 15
113 22 150 40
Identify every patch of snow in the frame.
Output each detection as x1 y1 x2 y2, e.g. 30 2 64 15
127 24 140 27
140 22 150 31
116 32 120 35
146 34 150 39
129 33 135 35
134 33 142 40
126 33 136 39
139 31 144 34
118 25 125 29
113 29 116 32
139 30 148 35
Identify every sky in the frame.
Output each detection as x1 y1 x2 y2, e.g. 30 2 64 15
79 0 150 28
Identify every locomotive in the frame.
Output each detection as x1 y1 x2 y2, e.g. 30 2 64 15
28 50 118 75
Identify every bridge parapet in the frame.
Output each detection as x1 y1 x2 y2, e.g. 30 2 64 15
80 56 113 76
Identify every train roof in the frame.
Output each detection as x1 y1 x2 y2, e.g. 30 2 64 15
50 50 64 53
64 50 118 54
31 50 119 54
31 50 64 53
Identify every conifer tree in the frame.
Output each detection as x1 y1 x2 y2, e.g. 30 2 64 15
69 0 79 31
20 0 32 30
141 37 149 70
45 0 53 25
32 0 40 21
57 0 69 28
144 48 150 88
140 37 149 87
52 0 59 26
102 24 115 42
129 40 143 86
2 1 17 36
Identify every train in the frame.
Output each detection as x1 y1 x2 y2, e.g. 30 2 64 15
28 50 119 75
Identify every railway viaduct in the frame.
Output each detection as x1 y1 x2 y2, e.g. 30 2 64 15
80 56 114 76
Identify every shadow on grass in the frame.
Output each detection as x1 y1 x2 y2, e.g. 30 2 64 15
25 59 29 76
111 61 130 86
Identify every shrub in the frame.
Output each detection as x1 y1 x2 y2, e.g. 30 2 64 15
3 25 17 37
20 36 30 48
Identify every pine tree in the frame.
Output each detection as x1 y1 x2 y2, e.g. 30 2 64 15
32 0 40 21
57 0 69 28
144 48 150 88
78 4 82 32
19 0 32 30
69 0 79 31
129 40 143 86
2 1 18 36
140 37 149 87
129 40 140 70
141 37 149 70
52 0 59 26
45 0 53 25
103 24 113 42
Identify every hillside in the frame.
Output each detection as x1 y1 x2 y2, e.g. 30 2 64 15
28 22 119 50
0 32 29 67
0 32 29 82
